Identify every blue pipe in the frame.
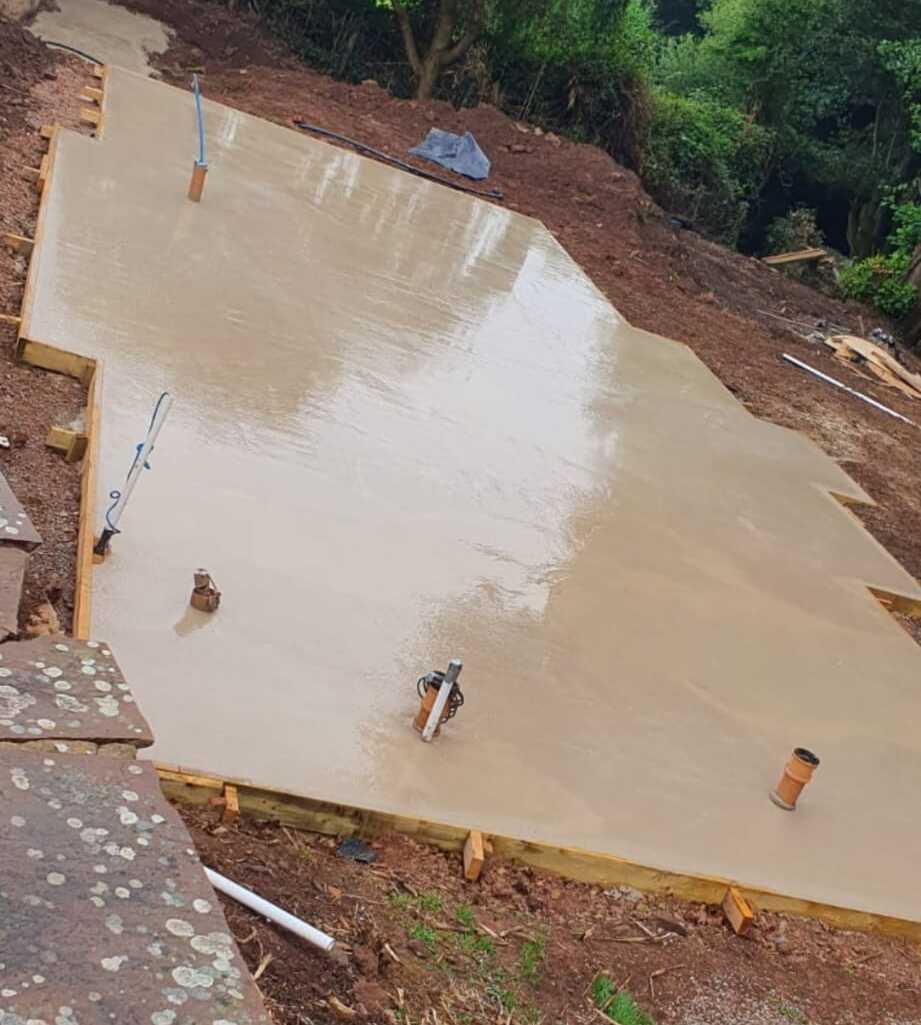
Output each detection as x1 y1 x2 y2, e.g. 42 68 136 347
192 74 206 167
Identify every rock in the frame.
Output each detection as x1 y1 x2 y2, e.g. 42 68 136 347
406 939 428 959
25 600 60 638
620 886 643 903
509 143 530 154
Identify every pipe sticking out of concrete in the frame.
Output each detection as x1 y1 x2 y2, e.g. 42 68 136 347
203 866 336 953
421 658 462 742
770 747 820 811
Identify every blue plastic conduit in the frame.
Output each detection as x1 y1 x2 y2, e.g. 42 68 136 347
192 74 206 167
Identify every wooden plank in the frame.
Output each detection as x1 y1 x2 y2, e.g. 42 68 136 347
763 247 826 266
154 763 921 941
3 233 34 256
222 784 240 826
0 313 22 326
22 166 41 182
46 426 88 463
463 829 485 881
19 127 58 338
722 885 755 935
72 363 99 640
17 339 95 380
869 586 921 620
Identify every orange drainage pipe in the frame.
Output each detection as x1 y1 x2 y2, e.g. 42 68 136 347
770 747 820 810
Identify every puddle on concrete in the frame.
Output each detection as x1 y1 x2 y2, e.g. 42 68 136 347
21 67 921 924
29 0 171 75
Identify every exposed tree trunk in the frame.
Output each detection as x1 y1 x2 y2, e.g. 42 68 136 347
392 0 484 101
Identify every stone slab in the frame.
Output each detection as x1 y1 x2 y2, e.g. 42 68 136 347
0 471 42 550
0 636 153 746
0 546 27 640
0 748 270 1025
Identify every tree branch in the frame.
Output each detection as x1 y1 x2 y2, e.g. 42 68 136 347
440 0 484 66
392 1 422 76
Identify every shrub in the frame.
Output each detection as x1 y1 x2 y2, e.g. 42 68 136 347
838 252 917 319
642 89 773 242
764 208 824 256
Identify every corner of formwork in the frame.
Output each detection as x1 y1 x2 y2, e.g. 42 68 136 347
8 80 104 643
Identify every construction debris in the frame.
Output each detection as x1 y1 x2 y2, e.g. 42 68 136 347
782 353 918 426
826 335 921 399
722 886 755 936
763 247 827 266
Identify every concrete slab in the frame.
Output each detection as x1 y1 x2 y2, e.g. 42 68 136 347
0 748 270 1025
0 470 42 550
28 0 171 76
20 67 921 922
0 636 153 746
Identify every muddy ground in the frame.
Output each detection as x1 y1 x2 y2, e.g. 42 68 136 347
0 19 92 632
181 804 921 1025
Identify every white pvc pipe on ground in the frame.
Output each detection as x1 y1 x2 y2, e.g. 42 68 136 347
204 866 336 953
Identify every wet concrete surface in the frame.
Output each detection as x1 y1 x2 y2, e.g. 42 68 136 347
28 0 171 75
0 747 270 1024
20 68 921 921
0 636 153 746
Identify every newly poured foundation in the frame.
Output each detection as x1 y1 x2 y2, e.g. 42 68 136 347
23 68 921 922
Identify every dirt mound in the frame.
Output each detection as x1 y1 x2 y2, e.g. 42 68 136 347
0 15 55 141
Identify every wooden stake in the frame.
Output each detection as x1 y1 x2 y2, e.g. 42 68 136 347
722 886 755 936
92 64 106 79
81 86 104 103
222 783 240 826
0 313 22 326
46 426 88 463
188 162 208 202
463 829 485 882
39 124 55 140
80 107 101 129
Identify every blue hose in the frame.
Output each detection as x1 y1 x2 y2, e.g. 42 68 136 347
103 391 171 535
192 74 206 167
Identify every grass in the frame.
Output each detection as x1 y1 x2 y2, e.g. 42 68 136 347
775 1001 808 1024
455 903 475 928
518 932 546 986
592 976 656 1025
408 922 438 952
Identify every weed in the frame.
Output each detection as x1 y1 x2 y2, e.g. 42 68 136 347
419 891 443 914
774 1001 808 1024
518 932 546 986
521 1006 542 1024
592 975 655 1025
409 923 438 952
486 978 517 1013
455 903 475 928
457 930 495 958
387 891 414 912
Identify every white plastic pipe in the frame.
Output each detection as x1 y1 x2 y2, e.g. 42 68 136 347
782 353 917 426
421 659 462 742
204 866 336 953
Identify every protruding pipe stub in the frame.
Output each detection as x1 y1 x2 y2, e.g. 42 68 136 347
190 568 221 612
188 161 208 202
770 747 820 811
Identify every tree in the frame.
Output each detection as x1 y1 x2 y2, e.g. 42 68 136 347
391 0 485 100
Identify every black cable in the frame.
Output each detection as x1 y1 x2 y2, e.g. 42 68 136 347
292 119 503 202
43 40 104 64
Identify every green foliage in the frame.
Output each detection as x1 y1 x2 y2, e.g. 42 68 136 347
879 39 921 154
517 932 545 986
454 903 475 928
408 922 438 951
889 202 921 256
418 890 442 914
764 209 824 257
838 253 917 319
592 975 655 1025
643 90 773 241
